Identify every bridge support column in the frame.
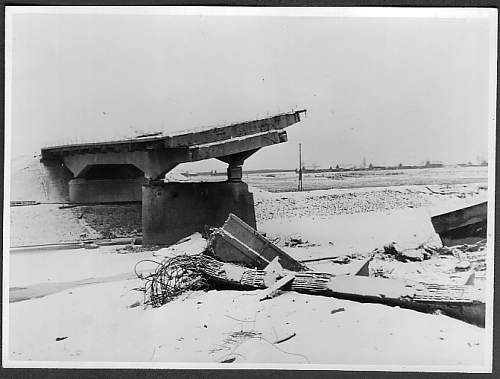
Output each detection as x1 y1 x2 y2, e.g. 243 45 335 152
142 181 256 245
218 148 260 182
227 163 243 182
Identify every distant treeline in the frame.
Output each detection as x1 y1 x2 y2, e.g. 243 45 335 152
184 168 296 176
183 161 487 177
299 161 487 174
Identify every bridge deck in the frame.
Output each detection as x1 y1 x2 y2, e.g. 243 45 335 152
41 110 306 161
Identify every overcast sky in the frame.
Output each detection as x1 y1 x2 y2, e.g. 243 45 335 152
7 8 496 171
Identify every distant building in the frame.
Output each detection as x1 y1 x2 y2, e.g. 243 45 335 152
424 160 444 168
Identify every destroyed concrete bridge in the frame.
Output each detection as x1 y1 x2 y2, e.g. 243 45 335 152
40 110 306 244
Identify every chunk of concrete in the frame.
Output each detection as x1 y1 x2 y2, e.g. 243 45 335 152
209 213 306 271
383 242 426 262
263 257 285 287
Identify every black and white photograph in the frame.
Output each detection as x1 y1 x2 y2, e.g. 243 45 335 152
3 6 497 371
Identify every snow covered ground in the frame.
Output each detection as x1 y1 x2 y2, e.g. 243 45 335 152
9 282 486 368
6 184 490 369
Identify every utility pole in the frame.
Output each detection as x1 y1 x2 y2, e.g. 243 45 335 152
298 143 303 191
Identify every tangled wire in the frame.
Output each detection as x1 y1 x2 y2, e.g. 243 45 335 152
134 255 211 307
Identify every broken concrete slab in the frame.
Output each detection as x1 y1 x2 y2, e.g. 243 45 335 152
148 253 485 326
431 201 487 246
208 213 306 271
209 229 270 268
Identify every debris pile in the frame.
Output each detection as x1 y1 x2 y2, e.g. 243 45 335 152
381 242 431 262
283 236 318 248
371 238 487 285
134 214 486 327
431 239 487 273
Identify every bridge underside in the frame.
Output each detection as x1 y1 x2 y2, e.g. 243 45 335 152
40 110 305 244
60 131 281 203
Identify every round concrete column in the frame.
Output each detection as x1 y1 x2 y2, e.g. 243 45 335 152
227 164 243 182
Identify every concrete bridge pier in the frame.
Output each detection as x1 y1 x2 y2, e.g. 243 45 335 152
56 148 260 245
142 181 256 246
142 149 259 245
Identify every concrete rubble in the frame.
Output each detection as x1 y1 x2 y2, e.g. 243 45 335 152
135 213 486 327
207 213 307 271
382 242 431 262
